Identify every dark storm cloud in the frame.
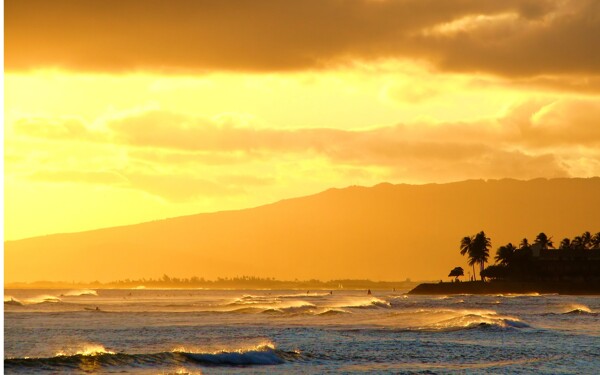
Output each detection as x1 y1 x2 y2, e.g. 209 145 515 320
6 0 598 77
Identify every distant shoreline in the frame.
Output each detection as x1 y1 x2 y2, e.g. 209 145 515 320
4 279 420 291
408 281 600 295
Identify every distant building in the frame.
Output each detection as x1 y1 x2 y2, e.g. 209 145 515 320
533 246 600 281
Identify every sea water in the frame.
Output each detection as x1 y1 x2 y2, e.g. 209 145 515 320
4 289 600 374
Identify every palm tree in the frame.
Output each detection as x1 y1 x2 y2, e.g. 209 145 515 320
592 232 600 249
448 267 464 282
581 231 592 249
460 236 476 280
495 243 517 266
534 232 554 250
559 238 571 250
472 231 491 280
519 238 530 250
466 251 480 281
571 236 585 250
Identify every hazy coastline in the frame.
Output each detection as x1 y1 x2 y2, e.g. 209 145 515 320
5 277 419 291
409 281 600 295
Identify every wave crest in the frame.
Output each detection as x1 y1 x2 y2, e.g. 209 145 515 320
181 344 298 365
6 343 300 371
4 296 23 306
339 297 391 309
317 308 350 316
425 312 529 331
563 304 594 315
20 295 63 305
62 289 98 297
55 344 115 357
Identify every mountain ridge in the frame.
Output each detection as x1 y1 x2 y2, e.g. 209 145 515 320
3 178 521 243
6 177 600 283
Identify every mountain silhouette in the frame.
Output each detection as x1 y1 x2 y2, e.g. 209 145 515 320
6 178 600 283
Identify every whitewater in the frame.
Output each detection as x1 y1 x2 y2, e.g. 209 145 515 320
4 289 600 374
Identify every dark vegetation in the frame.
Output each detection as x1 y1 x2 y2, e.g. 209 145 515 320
5 276 418 290
459 231 491 281
480 231 600 282
415 230 600 295
454 231 600 281
448 267 464 282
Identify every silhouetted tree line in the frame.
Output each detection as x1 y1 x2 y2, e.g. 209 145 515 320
557 231 600 250
6 276 417 290
99 276 416 289
454 231 600 282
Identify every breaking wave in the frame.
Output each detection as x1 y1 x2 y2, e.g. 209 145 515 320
563 304 595 315
62 289 98 297
55 344 116 357
339 297 391 309
225 295 319 314
5 343 302 371
317 308 350 316
5 292 95 307
422 311 529 331
260 302 317 314
5 295 64 305
229 295 279 306
4 296 23 306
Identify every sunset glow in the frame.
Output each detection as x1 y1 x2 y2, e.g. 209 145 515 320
5 3 600 374
6 1 600 241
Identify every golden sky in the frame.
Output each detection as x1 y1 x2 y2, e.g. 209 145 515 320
5 0 600 240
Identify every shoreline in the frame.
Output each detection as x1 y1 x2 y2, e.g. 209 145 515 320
408 281 600 295
4 278 419 291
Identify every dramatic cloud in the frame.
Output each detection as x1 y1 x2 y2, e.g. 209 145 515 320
501 100 600 147
103 99 600 155
6 0 599 77
11 98 600 197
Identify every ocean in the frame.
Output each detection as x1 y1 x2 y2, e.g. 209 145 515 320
4 289 600 374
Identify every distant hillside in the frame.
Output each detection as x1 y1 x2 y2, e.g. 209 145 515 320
5 178 600 283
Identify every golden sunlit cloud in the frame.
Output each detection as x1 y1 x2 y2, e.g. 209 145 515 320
4 0 600 248
6 70 599 240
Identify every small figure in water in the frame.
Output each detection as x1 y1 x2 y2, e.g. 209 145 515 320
95 306 100 311
307 291 310 295
367 289 372 295
330 291 333 295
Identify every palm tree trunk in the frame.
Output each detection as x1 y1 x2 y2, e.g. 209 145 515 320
480 261 485 282
472 264 476 281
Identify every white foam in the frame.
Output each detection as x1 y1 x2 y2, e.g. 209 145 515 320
22 295 62 305
63 289 98 297
55 344 115 357
337 297 391 309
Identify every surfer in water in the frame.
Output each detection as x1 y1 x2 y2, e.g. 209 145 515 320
367 289 372 295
